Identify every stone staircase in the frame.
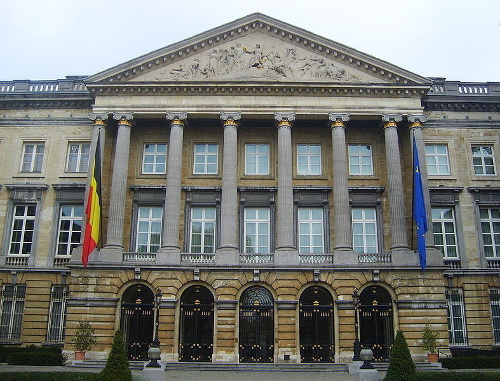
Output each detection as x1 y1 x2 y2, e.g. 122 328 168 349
67 360 443 372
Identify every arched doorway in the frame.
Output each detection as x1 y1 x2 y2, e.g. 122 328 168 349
120 284 154 360
359 285 394 361
299 286 334 362
239 285 274 362
179 285 214 362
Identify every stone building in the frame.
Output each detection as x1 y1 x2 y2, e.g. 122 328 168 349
0 13 499 363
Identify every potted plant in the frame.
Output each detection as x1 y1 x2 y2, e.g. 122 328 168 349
422 325 440 362
71 321 97 360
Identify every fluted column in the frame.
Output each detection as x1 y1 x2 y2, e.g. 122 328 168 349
275 113 296 254
409 115 435 249
383 114 409 251
329 113 353 251
160 112 187 258
218 112 240 253
105 113 133 251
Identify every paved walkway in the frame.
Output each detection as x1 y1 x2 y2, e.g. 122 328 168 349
0 365 363 381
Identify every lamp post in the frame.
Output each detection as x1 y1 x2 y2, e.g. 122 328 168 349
360 347 375 369
352 288 362 361
146 288 162 368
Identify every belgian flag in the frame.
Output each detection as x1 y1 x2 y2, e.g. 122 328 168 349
82 132 102 266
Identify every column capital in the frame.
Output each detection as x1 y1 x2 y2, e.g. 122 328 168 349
89 113 109 125
408 114 428 128
113 113 133 126
166 112 188 123
382 114 403 127
275 112 295 128
220 112 241 123
329 113 350 127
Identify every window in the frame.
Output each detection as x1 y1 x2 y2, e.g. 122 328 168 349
425 144 450 175
47 286 67 343
245 144 269 175
21 142 44 173
348 145 373 175
432 207 458 258
244 208 270 253
193 143 218 174
189 207 216 253
0 285 26 342
446 288 468 346
56 205 83 257
297 144 321 175
490 289 500 345
480 208 500 258
352 208 378 253
66 142 90 173
136 206 162 253
142 143 167 174
298 208 324 253
472 145 496 175
9 205 36 255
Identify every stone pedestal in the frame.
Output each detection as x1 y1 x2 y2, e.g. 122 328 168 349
356 368 380 381
142 366 166 381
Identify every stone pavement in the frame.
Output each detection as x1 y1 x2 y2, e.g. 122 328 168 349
0 365 365 381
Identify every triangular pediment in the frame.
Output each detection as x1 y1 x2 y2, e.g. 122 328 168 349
86 13 431 87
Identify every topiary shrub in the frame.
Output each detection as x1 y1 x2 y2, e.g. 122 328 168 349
6 351 66 365
99 330 132 381
384 330 416 381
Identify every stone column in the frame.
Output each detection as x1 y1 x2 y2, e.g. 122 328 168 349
275 113 298 264
159 112 187 263
216 112 240 264
382 114 410 252
102 113 133 261
329 114 352 250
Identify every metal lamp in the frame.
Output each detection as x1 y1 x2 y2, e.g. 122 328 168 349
360 347 375 369
146 288 162 368
352 288 362 361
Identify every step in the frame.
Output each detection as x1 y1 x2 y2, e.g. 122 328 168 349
373 362 444 372
164 362 348 372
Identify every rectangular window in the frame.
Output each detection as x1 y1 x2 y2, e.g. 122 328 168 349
9 205 36 255
348 145 373 175
425 144 450 175
193 143 218 174
298 208 324 253
472 145 496 175
142 143 167 174
56 205 83 257
490 289 500 345
446 288 468 346
244 208 270 253
297 144 321 175
136 206 162 253
189 207 216 253
480 208 500 258
432 207 458 258
0 285 26 342
66 143 90 173
245 144 270 175
21 142 44 173
47 286 67 343
352 208 378 253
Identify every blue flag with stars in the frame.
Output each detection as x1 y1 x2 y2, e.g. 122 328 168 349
413 136 428 270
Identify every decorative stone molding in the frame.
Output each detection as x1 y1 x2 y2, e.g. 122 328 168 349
276 300 298 310
328 113 350 125
215 300 238 310
113 112 134 124
89 113 109 124
382 114 403 126
67 297 119 308
160 299 178 309
395 299 447 309
275 112 295 124
220 112 241 123
166 112 188 122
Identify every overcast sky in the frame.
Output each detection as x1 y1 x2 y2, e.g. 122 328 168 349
1 0 499 82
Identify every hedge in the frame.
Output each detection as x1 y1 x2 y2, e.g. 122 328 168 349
0 345 62 363
0 373 100 381
6 352 66 366
441 356 500 369
415 372 500 381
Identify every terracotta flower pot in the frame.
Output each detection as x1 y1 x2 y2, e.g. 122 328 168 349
427 353 439 363
74 350 86 360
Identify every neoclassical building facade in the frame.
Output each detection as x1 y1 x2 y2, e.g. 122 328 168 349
0 13 499 363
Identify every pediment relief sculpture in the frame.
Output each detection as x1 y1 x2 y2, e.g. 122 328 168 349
134 34 374 83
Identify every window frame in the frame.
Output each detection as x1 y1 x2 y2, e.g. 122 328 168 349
244 143 270 176
479 207 500 259
446 288 468 346
348 144 374 176
65 142 91 173
296 143 322 176
20 142 45 173
425 143 451 176
471 144 496 176
0 284 26 343
193 143 219 175
55 204 84 257
490 288 500 345
46 285 68 343
141 143 168 175
135 205 163 253
297 207 325 254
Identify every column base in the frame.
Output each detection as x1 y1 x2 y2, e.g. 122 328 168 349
426 247 444 267
275 248 299 265
100 245 124 263
390 247 418 266
334 249 357 265
156 247 181 265
215 248 239 265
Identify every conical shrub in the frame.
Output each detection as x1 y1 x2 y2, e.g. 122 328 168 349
384 330 416 381
100 330 132 381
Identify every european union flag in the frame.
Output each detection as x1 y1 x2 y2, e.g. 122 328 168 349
413 136 428 270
